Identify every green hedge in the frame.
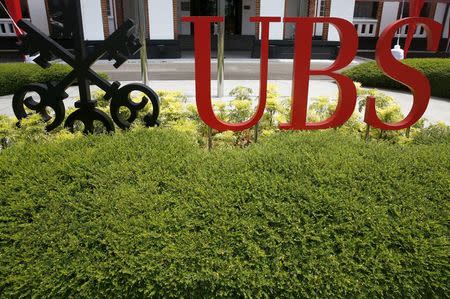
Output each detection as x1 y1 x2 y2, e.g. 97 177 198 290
0 129 449 298
343 58 450 99
0 63 109 96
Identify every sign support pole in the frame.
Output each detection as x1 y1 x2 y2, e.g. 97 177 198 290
137 0 149 85
365 124 371 142
217 0 225 98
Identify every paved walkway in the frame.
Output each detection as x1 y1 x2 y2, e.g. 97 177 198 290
90 58 364 81
1 80 449 125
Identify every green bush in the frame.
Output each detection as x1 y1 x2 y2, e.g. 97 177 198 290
0 63 109 96
1 129 449 298
2 84 448 151
343 58 450 99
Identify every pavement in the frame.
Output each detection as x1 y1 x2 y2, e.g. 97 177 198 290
0 58 448 125
90 58 363 81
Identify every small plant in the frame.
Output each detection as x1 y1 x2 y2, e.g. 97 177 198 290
0 85 448 150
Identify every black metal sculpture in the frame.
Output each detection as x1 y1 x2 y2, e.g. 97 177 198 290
12 0 159 133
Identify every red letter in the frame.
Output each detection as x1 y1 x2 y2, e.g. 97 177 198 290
279 18 358 130
365 17 442 130
5 0 24 36
182 16 280 132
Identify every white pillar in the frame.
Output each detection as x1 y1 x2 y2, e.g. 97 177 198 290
80 0 104 40
259 0 285 40
27 0 49 35
241 0 256 35
177 0 190 35
435 3 449 38
328 0 355 41
379 2 400 36
148 0 174 40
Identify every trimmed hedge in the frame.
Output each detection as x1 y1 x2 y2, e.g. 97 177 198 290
0 63 109 96
343 58 450 99
0 129 449 298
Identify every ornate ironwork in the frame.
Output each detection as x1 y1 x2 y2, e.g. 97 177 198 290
13 0 159 133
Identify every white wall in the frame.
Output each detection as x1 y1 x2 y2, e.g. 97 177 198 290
80 0 104 40
149 0 174 39
27 0 49 35
259 0 285 40
241 0 256 35
328 0 355 41
378 2 399 36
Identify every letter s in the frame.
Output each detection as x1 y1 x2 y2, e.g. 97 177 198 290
365 17 443 130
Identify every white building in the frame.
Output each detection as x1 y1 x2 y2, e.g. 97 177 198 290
0 0 449 59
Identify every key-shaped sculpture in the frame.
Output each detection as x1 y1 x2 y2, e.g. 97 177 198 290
12 0 159 133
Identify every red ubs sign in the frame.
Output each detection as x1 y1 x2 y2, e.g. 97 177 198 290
182 16 443 132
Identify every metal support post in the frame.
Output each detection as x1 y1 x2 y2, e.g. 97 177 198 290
72 0 92 107
217 0 225 98
365 124 371 142
137 0 149 85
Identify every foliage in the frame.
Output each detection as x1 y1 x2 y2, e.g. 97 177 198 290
342 58 450 99
0 63 109 96
412 122 450 145
0 129 449 298
1 84 448 151
356 84 426 143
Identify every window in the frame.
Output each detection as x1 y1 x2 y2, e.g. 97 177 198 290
47 0 75 39
354 1 379 19
318 0 326 17
398 3 432 18
106 0 111 16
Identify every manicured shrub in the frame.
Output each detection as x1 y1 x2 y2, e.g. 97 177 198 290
0 129 448 298
0 63 109 96
343 58 450 99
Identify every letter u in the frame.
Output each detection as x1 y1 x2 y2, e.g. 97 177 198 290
182 16 280 132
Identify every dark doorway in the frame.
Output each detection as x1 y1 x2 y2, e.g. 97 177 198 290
225 0 242 35
47 0 76 39
191 0 216 16
190 0 242 35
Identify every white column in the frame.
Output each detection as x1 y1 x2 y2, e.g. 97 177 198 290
328 0 355 41
148 0 174 40
379 2 399 36
80 0 104 40
435 3 449 38
177 0 190 35
259 0 285 40
27 0 49 35
241 0 256 35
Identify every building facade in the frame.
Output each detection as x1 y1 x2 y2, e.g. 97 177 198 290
0 0 449 59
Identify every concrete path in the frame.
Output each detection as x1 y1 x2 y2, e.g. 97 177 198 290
1 80 449 125
90 58 363 81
